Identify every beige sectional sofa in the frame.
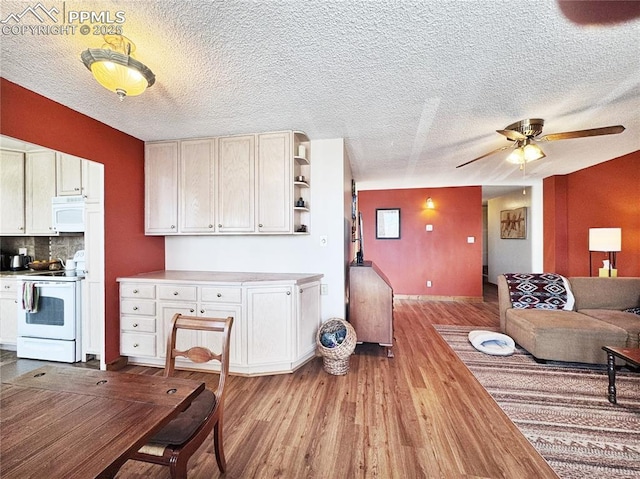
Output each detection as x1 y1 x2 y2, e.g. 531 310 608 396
497 276 640 364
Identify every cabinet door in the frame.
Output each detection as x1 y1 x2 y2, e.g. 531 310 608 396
82 160 104 203
159 302 197 357
83 203 105 361
25 151 57 235
0 290 18 346
56 152 83 196
297 282 321 358
246 286 293 365
217 135 255 233
145 142 179 234
199 303 243 367
0 150 26 235
257 131 291 233
180 139 217 233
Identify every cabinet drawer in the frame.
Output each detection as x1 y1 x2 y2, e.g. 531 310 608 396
120 299 156 316
121 332 156 357
0 279 17 296
120 283 156 299
121 316 156 333
201 286 242 303
158 285 197 301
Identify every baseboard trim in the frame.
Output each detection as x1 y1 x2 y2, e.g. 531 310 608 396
395 294 484 303
106 355 129 371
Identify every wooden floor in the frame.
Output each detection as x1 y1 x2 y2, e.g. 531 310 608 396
2 284 560 478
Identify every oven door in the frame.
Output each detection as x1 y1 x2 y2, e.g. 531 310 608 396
17 281 77 340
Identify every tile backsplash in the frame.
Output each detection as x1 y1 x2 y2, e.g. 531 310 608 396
0 234 84 261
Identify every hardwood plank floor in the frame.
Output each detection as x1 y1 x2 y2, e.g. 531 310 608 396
1 284 559 478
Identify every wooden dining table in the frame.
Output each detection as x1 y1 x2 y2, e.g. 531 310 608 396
0 365 205 478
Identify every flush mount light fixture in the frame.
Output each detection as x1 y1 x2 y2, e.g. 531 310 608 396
81 35 155 101
506 139 546 167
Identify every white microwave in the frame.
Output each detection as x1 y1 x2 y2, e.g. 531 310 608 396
52 196 85 232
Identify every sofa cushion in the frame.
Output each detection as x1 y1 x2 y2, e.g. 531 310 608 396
568 277 640 310
579 309 640 348
504 308 628 364
504 273 574 310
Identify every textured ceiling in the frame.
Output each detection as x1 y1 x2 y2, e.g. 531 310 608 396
1 0 639 194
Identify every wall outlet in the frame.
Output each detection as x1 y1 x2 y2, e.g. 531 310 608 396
320 284 328 295
426 280 432 287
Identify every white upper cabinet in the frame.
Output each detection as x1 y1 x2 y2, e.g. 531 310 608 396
0 150 26 235
144 130 309 236
82 160 104 203
56 152 83 196
180 139 217 233
217 135 255 233
25 151 57 235
145 141 179 234
257 131 291 233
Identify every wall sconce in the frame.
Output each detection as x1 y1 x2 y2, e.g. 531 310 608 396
81 35 156 101
426 197 435 209
588 228 621 277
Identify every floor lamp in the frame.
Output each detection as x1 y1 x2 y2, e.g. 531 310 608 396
589 228 621 277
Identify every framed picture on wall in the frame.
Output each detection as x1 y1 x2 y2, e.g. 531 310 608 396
376 208 401 239
500 207 527 239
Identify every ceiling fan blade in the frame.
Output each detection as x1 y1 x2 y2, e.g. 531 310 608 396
538 125 625 142
456 145 512 168
496 129 527 141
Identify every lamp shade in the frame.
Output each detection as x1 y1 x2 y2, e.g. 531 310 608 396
589 228 621 252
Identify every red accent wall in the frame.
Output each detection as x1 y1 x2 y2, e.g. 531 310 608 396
1 78 165 364
358 187 482 298
544 150 640 277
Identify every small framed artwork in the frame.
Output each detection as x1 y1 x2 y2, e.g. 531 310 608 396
500 207 527 239
376 208 401 239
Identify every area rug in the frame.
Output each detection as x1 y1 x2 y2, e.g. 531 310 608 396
434 325 640 479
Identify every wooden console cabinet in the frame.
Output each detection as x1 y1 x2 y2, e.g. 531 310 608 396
348 261 394 356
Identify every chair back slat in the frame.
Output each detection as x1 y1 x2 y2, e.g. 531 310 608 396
173 345 220 364
163 313 233 399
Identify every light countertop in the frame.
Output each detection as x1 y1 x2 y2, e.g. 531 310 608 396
117 270 323 286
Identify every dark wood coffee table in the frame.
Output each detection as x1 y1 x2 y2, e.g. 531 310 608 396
602 346 640 404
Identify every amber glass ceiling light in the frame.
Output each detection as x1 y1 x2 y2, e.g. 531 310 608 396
81 35 155 101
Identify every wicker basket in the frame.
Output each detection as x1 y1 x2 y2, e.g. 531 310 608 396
316 318 357 375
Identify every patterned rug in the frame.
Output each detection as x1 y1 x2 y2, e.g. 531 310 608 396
434 325 640 479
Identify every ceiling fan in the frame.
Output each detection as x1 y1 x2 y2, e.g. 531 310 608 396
456 119 625 169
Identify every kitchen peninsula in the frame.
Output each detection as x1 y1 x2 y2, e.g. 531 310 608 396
117 270 322 376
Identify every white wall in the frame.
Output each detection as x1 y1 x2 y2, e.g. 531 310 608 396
164 138 348 319
487 181 544 282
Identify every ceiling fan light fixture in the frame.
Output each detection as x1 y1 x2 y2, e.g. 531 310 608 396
506 140 545 165
81 35 155 101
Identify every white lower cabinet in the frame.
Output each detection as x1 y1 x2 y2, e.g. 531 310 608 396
246 286 293 366
0 279 19 348
118 272 322 376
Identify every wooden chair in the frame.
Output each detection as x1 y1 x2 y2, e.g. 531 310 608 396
129 313 234 478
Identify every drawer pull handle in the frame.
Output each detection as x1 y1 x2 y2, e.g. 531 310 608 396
217 293 222 297
286 291 291 295
209 224 213 228
133 306 138 311
133 289 138 294
133 323 138 327
133 343 139 348
200 309 205 314
173 291 179 296
190 309 195 313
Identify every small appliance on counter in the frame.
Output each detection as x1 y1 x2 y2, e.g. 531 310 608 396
9 254 33 271
73 250 86 273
